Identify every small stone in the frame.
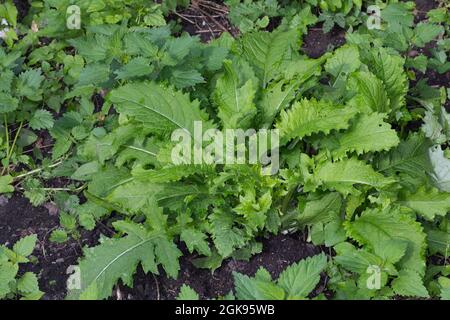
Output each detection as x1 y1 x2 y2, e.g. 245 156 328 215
44 202 59 216
0 196 9 206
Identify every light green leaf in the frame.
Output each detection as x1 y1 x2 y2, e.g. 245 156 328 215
109 82 213 136
315 158 396 195
297 193 342 226
0 262 18 299
213 59 257 129
233 269 285 300
327 113 400 159
13 234 37 258
17 272 41 296
180 228 211 257
177 285 199 300
345 208 427 275
276 98 358 144
413 23 444 47
277 253 327 299
210 209 246 257
325 44 361 78
347 71 390 114
382 3 414 27
29 110 54 130
69 231 181 300
398 187 450 220
375 133 433 183
240 29 297 87
0 175 14 194
364 47 408 112
391 269 429 298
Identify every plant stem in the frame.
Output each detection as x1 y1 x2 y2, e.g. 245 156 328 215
13 159 64 180
1 120 23 175
281 186 297 214
8 121 23 160
3 115 9 160
18 184 86 193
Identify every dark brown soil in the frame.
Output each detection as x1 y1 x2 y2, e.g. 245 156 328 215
172 0 238 42
12 0 30 21
414 0 439 22
302 25 346 58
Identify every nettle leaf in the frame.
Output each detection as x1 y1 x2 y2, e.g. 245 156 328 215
334 242 384 274
114 57 154 80
413 23 444 48
17 272 42 298
326 113 400 159
382 3 414 28
345 208 427 276
29 110 54 130
233 268 285 300
177 284 199 300
170 69 205 89
213 59 257 129
391 269 429 298
108 82 214 136
16 69 44 100
13 234 37 258
276 98 358 144
0 262 18 299
0 174 14 194
0 92 18 113
398 187 450 221
277 253 327 299
314 158 396 195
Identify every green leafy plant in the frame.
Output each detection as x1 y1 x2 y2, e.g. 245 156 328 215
0 235 43 300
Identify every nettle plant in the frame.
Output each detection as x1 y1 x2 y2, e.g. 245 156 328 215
0 235 43 300
28 0 189 37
